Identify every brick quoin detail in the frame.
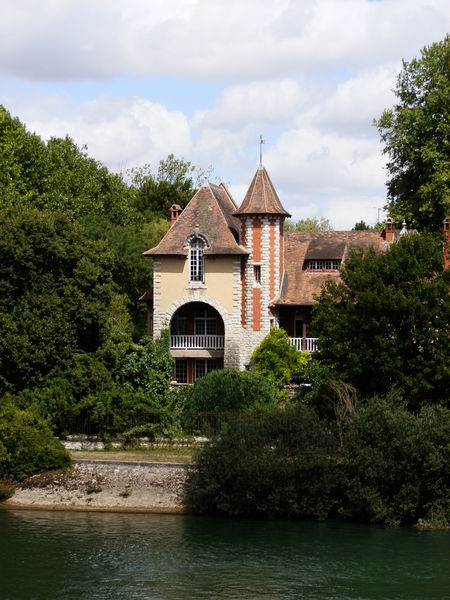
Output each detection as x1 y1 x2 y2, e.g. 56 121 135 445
240 224 247 326
241 261 246 326
252 218 262 262
269 219 275 298
279 221 284 278
252 287 261 331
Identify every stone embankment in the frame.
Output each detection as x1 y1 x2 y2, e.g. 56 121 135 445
5 459 188 513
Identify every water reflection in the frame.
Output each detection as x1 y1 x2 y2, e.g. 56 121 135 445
0 510 449 599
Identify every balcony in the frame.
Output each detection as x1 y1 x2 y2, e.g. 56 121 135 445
289 337 318 352
170 334 225 350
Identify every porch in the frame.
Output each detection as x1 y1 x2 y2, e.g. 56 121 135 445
170 334 225 350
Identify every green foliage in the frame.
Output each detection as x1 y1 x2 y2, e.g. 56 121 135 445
312 232 450 409
117 332 174 402
342 395 450 526
0 106 137 225
186 394 449 525
0 207 119 392
0 106 48 207
353 220 370 230
284 216 333 232
73 387 161 436
0 397 71 482
375 36 450 231
185 404 340 519
252 328 309 401
129 154 213 220
81 215 169 337
184 369 277 413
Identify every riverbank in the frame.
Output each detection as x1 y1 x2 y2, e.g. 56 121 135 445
4 459 188 513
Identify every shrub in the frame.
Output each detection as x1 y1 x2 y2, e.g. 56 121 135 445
0 397 71 482
184 369 277 413
116 331 174 402
341 395 450 526
252 328 309 401
73 386 159 436
185 404 340 519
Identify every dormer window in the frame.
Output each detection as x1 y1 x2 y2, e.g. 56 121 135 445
307 259 339 271
189 237 204 282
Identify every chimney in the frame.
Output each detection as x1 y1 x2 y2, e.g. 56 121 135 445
444 217 450 271
170 204 182 225
385 217 395 242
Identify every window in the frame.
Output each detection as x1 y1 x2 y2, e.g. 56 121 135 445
254 265 261 284
194 308 217 335
195 359 217 380
175 359 188 384
307 259 339 271
189 237 204 282
308 260 323 270
173 315 187 335
325 260 339 270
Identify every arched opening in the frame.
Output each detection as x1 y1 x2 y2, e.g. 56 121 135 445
170 302 225 383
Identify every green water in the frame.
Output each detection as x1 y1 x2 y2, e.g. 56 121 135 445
0 510 448 599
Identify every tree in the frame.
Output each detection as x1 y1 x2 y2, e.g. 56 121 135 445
375 36 450 231
81 216 170 337
252 328 309 401
0 106 138 226
284 216 333 232
0 105 48 207
0 207 121 392
129 154 214 220
353 220 371 230
312 232 450 409
342 394 450 526
184 404 339 519
0 396 71 482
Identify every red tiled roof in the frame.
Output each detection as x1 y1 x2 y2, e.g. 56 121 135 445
143 183 248 256
234 166 291 217
273 230 388 305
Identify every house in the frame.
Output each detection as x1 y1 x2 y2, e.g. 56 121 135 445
141 163 443 384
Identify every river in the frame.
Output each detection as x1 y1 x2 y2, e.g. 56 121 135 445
0 510 448 599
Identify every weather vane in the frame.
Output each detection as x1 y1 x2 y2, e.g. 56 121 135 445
259 135 265 166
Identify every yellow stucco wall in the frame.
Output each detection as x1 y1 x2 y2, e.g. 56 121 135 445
159 255 236 313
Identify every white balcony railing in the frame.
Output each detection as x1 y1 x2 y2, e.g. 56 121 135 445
289 337 318 352
170 334 225 350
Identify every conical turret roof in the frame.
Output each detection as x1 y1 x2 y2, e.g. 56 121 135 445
234 165 291 217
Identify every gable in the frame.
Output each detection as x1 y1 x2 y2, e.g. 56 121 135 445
143 183 248 257
274 230 387 306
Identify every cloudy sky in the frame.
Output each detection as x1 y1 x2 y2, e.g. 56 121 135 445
1 0 449 228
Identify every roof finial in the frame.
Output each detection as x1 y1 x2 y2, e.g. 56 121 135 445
259 135 265 168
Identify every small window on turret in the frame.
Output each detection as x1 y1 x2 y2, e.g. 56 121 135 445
254 265 261 283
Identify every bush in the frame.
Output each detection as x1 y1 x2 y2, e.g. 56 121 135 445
185 404 340 519
0 397 71 482
73 386 160 436
252 328 309 401
342 395 450 526
184 369 276 413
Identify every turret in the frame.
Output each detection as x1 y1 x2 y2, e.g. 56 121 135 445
234 165 290 332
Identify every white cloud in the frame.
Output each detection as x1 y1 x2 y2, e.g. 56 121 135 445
310 66 399 136
1 0 448 81
10 94 192 173
1 0 448 228
196 79 311 130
